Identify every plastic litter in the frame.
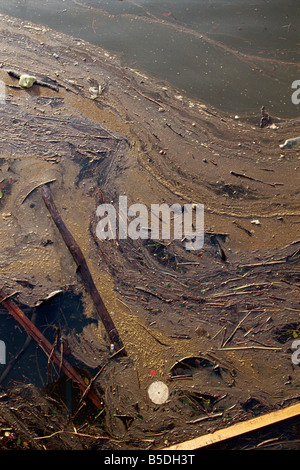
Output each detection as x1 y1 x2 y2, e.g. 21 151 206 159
147 381 169 404
89 85 103 100
279 137 300 149
19 74 36 88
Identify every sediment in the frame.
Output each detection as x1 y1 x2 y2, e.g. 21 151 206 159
0 13 299 450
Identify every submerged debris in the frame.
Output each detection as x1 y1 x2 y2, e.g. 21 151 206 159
259 105 272 128
279 137 300 149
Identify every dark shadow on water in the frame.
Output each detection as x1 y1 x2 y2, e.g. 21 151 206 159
0 289 98 390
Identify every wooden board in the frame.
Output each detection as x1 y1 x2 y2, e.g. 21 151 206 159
163 402 300 450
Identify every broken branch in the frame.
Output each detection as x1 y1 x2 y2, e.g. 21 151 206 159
41 185 126 355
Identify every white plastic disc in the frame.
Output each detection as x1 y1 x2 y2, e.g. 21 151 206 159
147 381 169 405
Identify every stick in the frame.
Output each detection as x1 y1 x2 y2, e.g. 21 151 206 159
0 289 103 409
230 171 281 187
187 412 223 424
34 430 109 441
0 291 19 303
76 346 125 409
132 86 166 110
41 185 126 355
211 325 226 341
7 70 59 91
133 318 170 347
216 346 281 351
239 260 287 269
232 220 253 237
79 363 107 406
222 311 252 347
135 285 172 303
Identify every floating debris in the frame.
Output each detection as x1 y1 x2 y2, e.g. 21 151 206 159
279 137 300 149
259 106 272 128
147 381 169 405
19 74 36 88
89 85 103 100
34 289 64 307
251 219 261 225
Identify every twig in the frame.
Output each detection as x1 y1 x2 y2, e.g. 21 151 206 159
187 412 223 424
232 220 253 237
212 291 261 299
34 430 110 440
239 260 287 269
80 343 126 410
211 325 226 341
135 285 172 303
176 262 201 266
0 291 19 303
134 318 170 347
109 345 126 360
7 70 59 91
230 170 282 187
47 327 60 384
170 334 191 340
132 86 166 110
79 363 107 405
220 327 227 348
169 374 193 380
216 346 281 351
222 311 252 348
288 247 300 259
165 122 184 137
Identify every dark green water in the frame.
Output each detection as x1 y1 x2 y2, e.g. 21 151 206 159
0 0 299 118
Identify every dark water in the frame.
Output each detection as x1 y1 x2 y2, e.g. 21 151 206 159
0 0 299 118
0 291 98 389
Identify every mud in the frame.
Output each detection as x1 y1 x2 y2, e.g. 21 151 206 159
0 14 299 450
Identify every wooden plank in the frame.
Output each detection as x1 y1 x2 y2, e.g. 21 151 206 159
163 402 300 450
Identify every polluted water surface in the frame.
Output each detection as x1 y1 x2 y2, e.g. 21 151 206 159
0 1 299 451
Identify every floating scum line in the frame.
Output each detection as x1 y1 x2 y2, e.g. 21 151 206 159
162 402 300 450
41 184 126 355
71 0 298 68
